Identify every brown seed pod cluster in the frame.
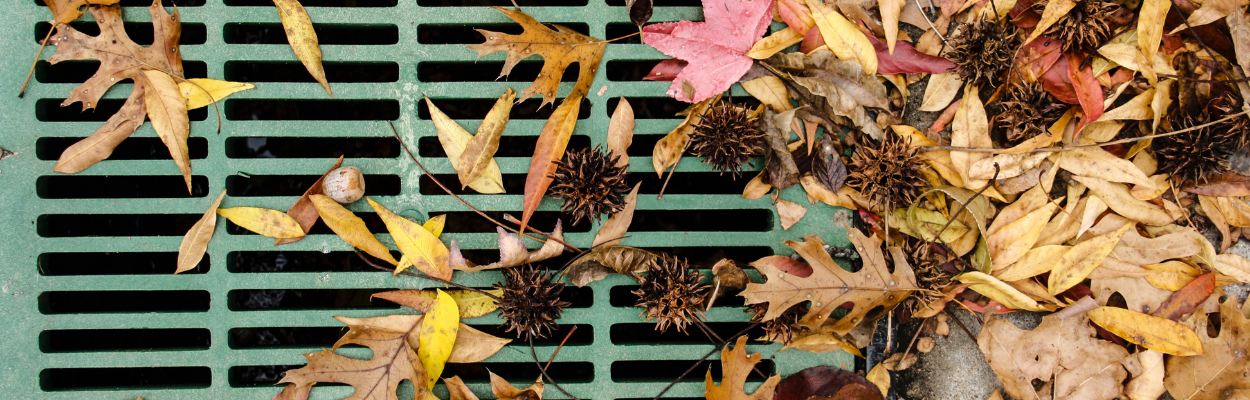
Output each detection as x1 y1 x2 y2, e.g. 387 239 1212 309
747 303 808 344
632 257 710 333
1032 0 1120 52
1155 104 1250 185
690 102 765 178
946 20 1018 88
845 132 928 212
496 266 571 341
548 146 632 225
994 80 1068 146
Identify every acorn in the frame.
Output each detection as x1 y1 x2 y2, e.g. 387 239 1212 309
322 166 366 203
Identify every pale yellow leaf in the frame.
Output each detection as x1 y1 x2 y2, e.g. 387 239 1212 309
958 271 1049 311
891 208 969 244
1027 0 1077 44
747 27 805 59
800 176 860 209
1214 253 1250 284
1078 121 1124 144
1074 176 1175 226
809 0 878 74
141 70 192 193
951 84 990 188
1125 350 1166 400
368 198 451 280
458 88 514 189
310 194 399 265
1077 195 1108 238
273 0 329 95
593 183 640 247
1048 223 1133 294
217 206 305 239
1099 88 1155 121
418 290 460 389
867 364 891 396
653 97 715 177
919 72 962 112
1227 10 1250 107
741 76 793 112
968 152 1050 180
1088 306 1203 355
178 79 254 110
1130 175 1169 200
988 201 1059 270
372 288 502 318
776 199 807 230
880 0 904 54
1152 79 1173 133
1059 147 1155 188
993 245 1069 281
177 190 225 274
607 97 634 168
1138 0 1172 60
425 96 505 194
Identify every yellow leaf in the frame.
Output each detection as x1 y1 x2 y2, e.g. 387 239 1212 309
800 176 860 209
1143 260 1201 290
594 183 641 247
1075 176 1175 226
891 208 969 243
866 364 891 395
988 201 1059 270
994 245 1069 280
781 330 863 356
747 27 804 59
178 79 254 110
951 84 991 189
968 152 1051 180
1027 0 1077 44
310 194 399 265
1138 0 1171 60
741 76 793 112
457 89 514 190
273 0 330 95
1099 88 1155 121
1059 147 1156 189
216 207 305 239
141 70 192 194
373 289 501 318
177 190 225 274
418 290 460 389
879 0 905 54
1088 306 1203 356
425 96 505 194
1214 253 1250 284
1152 79 1173 133
919 72 962 112
808 0 878 74
424 215 446 237
958 271 1049 311
744 174 772 200
1048 223 1134 294
368 198 451 280
652 96 716 177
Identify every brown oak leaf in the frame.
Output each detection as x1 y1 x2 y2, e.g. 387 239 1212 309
466 7 606 108
741 230 918 334
978 313 1130 400
279 315 429 400
1164 297 1250 400
43 0 121 24
706 336 781 400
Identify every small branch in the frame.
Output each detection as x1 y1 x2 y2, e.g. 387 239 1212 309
651 322 761 399
915 0 950 48
19 28 55 98
529 337 581 400
544 325 578 371
943 308 979 343
1159 73 1250 83
355 250 502 302
388 121 581 252
603 31 641 43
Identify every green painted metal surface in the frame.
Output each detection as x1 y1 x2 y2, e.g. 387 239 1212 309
0 0 853 398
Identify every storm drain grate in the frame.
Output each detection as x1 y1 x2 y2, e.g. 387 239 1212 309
1 0 853 398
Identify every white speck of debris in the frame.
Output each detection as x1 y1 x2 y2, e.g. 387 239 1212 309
321 243 332 254
597 86 608 96
320 273 330 283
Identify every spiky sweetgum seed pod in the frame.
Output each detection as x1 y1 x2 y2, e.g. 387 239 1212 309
548 146 632 226
845 132 927 213
690 102 765 178
1156 105 1250 186
994 81 1068 145
496 266 571 341
1032 0 1119 52
747 303 807 344
946 20 1018 88
632 257 710 333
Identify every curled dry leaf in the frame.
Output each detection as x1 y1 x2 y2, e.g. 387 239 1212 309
565 246 658 287
706 336 781 400
520 96 583 233
979 312 1129 400
807 0 877 75
278 315 429 400
372 288 502 318
781 329 862 356
276 156 343 245
593 183 640 247
368 198 450 279
1073 176 1175 226
760 108 802 189
176 190 225 274
1088 306 1203 355
454 223 564 272
607 98 635 168
216 207 305 239
310 194 398 265
458 89 514 189
468 7 606 106
652 96 716 178
764 50 889 140
490 372 544 400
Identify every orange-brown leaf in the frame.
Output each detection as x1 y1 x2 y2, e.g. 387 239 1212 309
466 7 606 107
705 336 781 400
1151 273 1215 321
44 0 122 24
276 156 344 245
519 95 582 233
278 315 429 400
176 190 225 274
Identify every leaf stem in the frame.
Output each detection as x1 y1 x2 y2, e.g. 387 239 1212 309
18 28 54 98
529 336 582 399
603 31 641 43
543 325 578 371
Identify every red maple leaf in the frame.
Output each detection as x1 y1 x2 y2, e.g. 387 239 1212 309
642 0 774 103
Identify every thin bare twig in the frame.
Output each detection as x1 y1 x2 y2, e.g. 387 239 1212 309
544 325 578 371
387 121 581 252
530 337 581 399
915 0 950 48
651 322 762 399
355 250 502 301
18 29 54 98
942 308 978 343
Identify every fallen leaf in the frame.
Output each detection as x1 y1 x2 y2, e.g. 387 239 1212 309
372 289 501 318
986 199 1059 269
177 190 225 274
443 376 478 400
276 156 343 245
272 0 329 95
468 7 606 106
425 96 505 194
44 0 121 24
742 231 919 334
417 290 459 389
607 98 635 167
1073 176 1175 226
1026 0 1077 45
1088 306 1203 355
979 312 1129 400
957 271 1049 311
1151 79 1173 133
272 383 312 400
455 223 564 273
1227 10 1250 106
891 207 969 244
1143 260 1203 291
748 27 806 59
1066 53 1105 129
865 364 890 398
1048 222 1133 294
1214 253 1250 284
781 329 863 356
759 108 802 189
565 246 658 286
179 78 254 110
1164 298 1250 400
1098 88 1155 121
993 245 1068 280
593 183 640 247
310 194 398 265
706 336 781 400
1059 147 1155 188
775 366 883 400
368 198 450 279
641 0 772 102
652 96 716 178
808 0 878 74
279 315 429 400
142 70 191 192
919 72 962 112
1125 350 1167 400
458 89 514 189
777 199 808 230
1152 273 1215 320
764 50 889 140
217 207 305 239
520 96 583 233
951 84 991 188
627 0 653 26
490 372 544 400
742 76 794 112
1138 0 1171 60
866 33 956 74
1110 226 1203 266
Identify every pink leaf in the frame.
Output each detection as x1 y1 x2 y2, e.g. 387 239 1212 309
1041 52 1079 104
866 34 956 74
642 59 687 82
642 0 775 103
799 25 826 53
1066 53 1104 125
777 0 814 35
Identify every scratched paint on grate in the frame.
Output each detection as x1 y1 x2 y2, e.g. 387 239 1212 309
0 0 854 398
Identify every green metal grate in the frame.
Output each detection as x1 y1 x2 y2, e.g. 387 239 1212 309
0 0 854 398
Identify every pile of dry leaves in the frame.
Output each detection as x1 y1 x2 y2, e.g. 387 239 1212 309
31 0 1250 398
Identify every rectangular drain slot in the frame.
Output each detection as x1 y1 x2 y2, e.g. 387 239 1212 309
35 22 208 45
38 175 211 199
229 324 592 349
611 322 762 345
227 289 400 311
37 137 209 161
418 61 579 82
40 290 211 314
223 23 399 45
226 137 400 159
38 98 208 122
37 60 208 84
41 328 211 352
40 252 210 276
417 0 587 6
226 213 385 236
607 60 665 81
38 214 200 237
225 0 396 6
417 135 591 158
443 362 594 383
225 61 400 83
417 23 589 44
441 211 591 233
227 174 400 197
611 360 775 383
228 251 394 273
631 210 773 232
226 99 399 121
419 97 592 120
41 366 211 391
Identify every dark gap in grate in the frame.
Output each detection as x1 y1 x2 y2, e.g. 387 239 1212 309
117 0 208 5
638 246 774 266
611 359 775 382
41 367 211 391
223 23 398 45
38 214 200 237
560 286 593 308
420 97 592 120
441 211 591 233
605 0 699 5
37 137 209 160
228 251 397 273
444 361 594 383
36 60 208 83
418 61 578 82
35 22 207 45
226 174 400 197
41 328 211 352
227 289 400 311
418 0 587 6
420 173 527 195
229 327 346 349
229 365 311 387
225 0 396 6
610 322 764 344
40 252 209 275
226 61 400 83
227 212 386 235
470 324 593 345
37 175 210 199
38 98 209 122
226 99 399 121
226 137 399 158
606 97 690 119
417 135 590 158
632 209 772 231
39 290 210 313
606 59 664 81
417 23 589 44
610 286 744 308
632 172 754 194
604 22 656 44
452 249 581 272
